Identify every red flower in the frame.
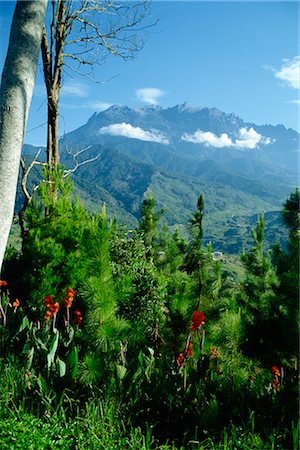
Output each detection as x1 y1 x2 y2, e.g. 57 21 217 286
271 366 280 377
43 295 59 319
0 280 8 286
44 295 54 308
271 366 281 392
63 288 76 308
210 347 220 359
272 379 280 392
66 288 76 299
50 302 59 314
73 310 82 325
190 311 206 330
177 341 193 367
12 299 20 309
63 297 72 308
176 353 184 368
44 310 52 320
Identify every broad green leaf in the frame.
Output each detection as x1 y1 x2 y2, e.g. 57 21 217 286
56 357 66 377
148 347 154 357
138 351 144 367
47 331 59 370
34 337 48 351
19 316 29 333
116 364 127 380
66 346 78 380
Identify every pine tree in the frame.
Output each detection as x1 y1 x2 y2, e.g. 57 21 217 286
240 215 280 362
185 194 206 308
139 194 164 261
273 189 299 360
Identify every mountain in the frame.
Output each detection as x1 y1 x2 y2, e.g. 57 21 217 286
22 104 299 253
60 103 298 185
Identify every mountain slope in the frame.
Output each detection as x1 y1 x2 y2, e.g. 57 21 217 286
60 103 299 186
20 104 298 253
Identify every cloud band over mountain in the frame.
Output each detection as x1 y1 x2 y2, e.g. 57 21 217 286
182 127 272 149
98 122 169 144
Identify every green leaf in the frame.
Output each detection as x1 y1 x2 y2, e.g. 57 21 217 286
27 347 34 370
67 325 74 345
47 331 59 370
19 316 29 333
37 374 49 394
148 347 154 357
34 337 48 351
138 351 144 367
66 346 78 380
116 364 127 380
56 357 66 377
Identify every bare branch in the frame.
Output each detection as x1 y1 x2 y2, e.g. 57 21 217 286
62 53 95 65
20 148 45 202
63 146 100 177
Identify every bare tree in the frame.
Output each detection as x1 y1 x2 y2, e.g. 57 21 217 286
0 0 48 274
41 0 152 173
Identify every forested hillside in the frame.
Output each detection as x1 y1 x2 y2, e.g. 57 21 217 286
18 101 299 254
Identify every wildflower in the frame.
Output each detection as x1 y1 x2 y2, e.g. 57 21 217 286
272 378 280 392
44 295 54 308
63 298 72 308
73 310 82 325
63 288 76 309
44 310 52 320
176 353 184 368
271 366 280 377
44 295 59 320
66 288 76 299
210 347 220 359
50 302 60 314
12 299 20 312
190 311 206 331
12 299 20 308
271 366 281 392
177 342 193 367
0 280 8 286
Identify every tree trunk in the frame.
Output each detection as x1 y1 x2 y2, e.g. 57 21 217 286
47 94 60 169
0 0 48 274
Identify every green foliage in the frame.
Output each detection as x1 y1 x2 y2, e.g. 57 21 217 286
139 193 165 260
281 188 300 240
2 178 298 449
239 215 281 363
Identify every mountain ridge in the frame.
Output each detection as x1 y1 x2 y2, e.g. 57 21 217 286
21 103 299 253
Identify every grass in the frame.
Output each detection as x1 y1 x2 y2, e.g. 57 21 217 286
0 410 297 450
0 350 298 450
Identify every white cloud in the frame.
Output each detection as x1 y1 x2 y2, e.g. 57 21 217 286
135 87 165 105
61 81 88 97
274 56 300 89
182 127 272 150
235 127 271 149
182 130 233 148
98 122 169 144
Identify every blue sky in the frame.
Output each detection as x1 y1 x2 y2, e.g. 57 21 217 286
0 1 299 146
